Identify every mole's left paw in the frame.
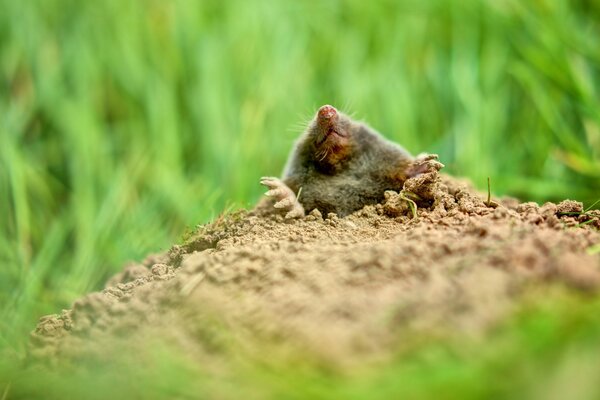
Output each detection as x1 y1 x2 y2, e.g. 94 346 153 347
407 154 444 177
260 177 305 219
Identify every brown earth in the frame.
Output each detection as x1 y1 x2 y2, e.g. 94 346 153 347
29 170 600 368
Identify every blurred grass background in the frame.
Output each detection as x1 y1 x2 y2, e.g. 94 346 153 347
1 0 600 397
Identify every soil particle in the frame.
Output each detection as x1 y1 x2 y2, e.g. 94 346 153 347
29 169 600 367
557 200 584 214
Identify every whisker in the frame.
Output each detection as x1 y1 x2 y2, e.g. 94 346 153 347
319 146 330 162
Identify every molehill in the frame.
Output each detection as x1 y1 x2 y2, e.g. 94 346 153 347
30 168 600 368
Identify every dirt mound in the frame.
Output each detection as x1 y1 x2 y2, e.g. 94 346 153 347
29 171 600 367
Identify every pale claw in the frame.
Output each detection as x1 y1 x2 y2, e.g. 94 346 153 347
260 176 305 218
274 197 293 209
414 153 440 162
260 177 280 187
265 188 286 197
408 154 444 177
285 208 305 219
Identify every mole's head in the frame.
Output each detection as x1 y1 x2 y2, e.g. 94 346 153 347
305 105 357 167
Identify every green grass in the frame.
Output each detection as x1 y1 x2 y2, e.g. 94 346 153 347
3 286 600 400
1 0 600 398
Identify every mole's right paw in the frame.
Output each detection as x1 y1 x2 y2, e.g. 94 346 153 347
260 177 305 219
407 154 445 178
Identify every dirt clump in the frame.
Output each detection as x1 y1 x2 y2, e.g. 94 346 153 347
29 171 600 367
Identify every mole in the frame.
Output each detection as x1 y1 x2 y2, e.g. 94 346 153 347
259 104 443 218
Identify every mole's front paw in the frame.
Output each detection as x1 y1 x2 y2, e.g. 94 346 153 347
408 154 445 177
260 177 305 219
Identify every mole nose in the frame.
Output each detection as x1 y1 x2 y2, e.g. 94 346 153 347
317 105 337 121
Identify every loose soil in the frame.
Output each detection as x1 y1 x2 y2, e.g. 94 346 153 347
30 170 600 369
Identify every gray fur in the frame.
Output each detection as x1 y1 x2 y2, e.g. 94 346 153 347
282 111 414 217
